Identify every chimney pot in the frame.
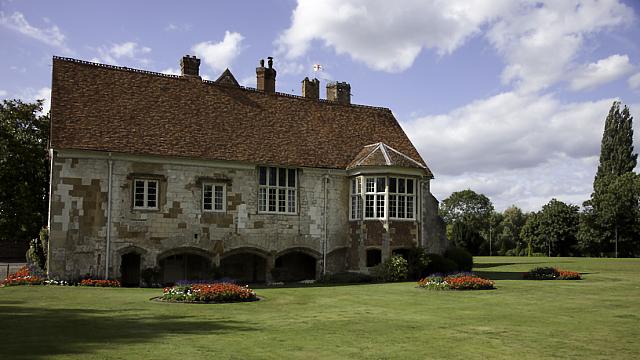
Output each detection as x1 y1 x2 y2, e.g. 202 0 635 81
326 81 351 104
180 55 201 77
256 57 277 93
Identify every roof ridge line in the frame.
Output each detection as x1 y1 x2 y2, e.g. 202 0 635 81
53 56 392 112
384 143 427 169
379 143 392 166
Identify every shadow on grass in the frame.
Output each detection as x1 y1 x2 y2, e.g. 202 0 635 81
474 271 525 280
473 261 547 269
0 304 257 359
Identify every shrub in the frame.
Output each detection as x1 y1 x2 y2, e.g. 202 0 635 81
141 267 161 288
406 247 431 279
371 255 408 282
523 267 559 280
424 254 458 275
161 283 257 303
79 279 121 287
557 270 582 280
318 271 373 284
1 265 43 287
417 272 495 291
444 247 473 272
25 228 49 271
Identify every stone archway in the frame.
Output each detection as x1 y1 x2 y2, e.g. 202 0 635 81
157 247 214 285
220 252 267 284
366 248 382 267
274 248 320 281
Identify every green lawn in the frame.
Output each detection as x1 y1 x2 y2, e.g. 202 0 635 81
1 257 639 359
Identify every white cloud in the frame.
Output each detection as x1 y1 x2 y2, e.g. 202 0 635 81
276 0 513 73
8 87 51 114
0 11 71 53
402 92 628 211
192 31 244 73
0 90 7 97
93 42 152 65
278 0 633 91
629 72 640 91
486 1 633 93
570 54 634 91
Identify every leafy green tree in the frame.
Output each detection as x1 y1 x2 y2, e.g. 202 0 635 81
440 189 494 255
498 205 526 255
579 102 640 257
0 99 50 258
537 199 579 256
520 212 542 256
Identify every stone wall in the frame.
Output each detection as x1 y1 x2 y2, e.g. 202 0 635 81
48 152 349 280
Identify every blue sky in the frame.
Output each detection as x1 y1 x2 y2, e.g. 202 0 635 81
2 0 640 211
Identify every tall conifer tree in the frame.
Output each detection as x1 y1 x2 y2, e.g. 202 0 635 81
579 101 640 257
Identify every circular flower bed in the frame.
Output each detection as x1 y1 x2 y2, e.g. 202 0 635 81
160 283 257 303
0 266 43 287
417 272 495 291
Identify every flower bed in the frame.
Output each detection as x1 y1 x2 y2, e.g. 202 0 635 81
417 273 494 291
1 266 44 287
161 283 257 303
79 279 121 287
524 267 582 280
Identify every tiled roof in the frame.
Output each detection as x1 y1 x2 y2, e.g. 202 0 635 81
50 57 429 172
347 143 432 176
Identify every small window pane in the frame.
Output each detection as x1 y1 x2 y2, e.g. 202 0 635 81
269 167 277 186
366 178 375 193
258 188 267 212
259 167 267 185
398 178 405 194
278 189 286 212
398 196 406 219
365 195 374 218
351 179 356 194
389 195 397 218
288 189 296 213
407 179 414 194
268 188 277 212
376 195 385 218
376 177 386 193
278 168 287 187
214 185 224 211
407 196 414 218
288 169 296 188
389 177 397 193
148 181 157 191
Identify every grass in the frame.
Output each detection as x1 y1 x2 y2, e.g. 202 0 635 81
1 257 639 359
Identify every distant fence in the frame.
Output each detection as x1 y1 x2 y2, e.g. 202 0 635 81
0 262 26 280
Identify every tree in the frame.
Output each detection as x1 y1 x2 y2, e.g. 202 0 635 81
537 199 579 256
497 205 526 255
0 99 50 258
520 212 542 256
440 189 494 255
579 101 640 257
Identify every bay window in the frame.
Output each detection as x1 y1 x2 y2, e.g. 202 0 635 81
350 175 416 220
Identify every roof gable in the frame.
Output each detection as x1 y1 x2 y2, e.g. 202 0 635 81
348 142 432 176
50 57 429 172
215 68 240 86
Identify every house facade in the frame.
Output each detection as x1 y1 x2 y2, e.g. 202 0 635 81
48 55 447 284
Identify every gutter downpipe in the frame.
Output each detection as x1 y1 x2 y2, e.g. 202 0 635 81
105 153 113 279
323 174 329 276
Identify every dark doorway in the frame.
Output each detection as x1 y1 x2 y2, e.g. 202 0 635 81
274 252 316 281
120 253 141 287
366 249 382 267
220 253 266 283
159 253 212 284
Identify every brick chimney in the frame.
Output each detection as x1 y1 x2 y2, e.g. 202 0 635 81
302 77 320 100
180 55 201 77
256 57 276 93
326 81 351 104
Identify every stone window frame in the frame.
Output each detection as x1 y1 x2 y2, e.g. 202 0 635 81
257 166 297 215
350 177 363 220
350 175 417 221
133 178 159 210
202 182 226 213
127 173 166 212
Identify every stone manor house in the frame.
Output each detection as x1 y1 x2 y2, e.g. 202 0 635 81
48 55 446 285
